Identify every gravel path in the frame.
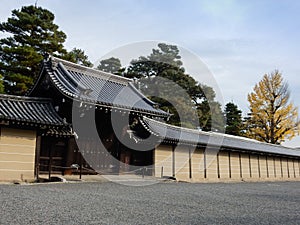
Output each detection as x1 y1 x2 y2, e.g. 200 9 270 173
1 181 300 224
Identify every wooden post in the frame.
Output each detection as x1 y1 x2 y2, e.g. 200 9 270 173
228 152 231 179
48 147 52 180
203 150 207 178
35 135 41 181
280 157 283 178
65 138 75 175
239 153 242 179
189 147 192 179
266 156 269 178
152 149 155 176
217 153 220 179
249 154 252 178
258 155 261 178
293 159 296 178
287 159 290 178
204 149 207 179
116 137 121 174
298 159 300 176
273 156 276 178
172 145 175 178
79 156 82 179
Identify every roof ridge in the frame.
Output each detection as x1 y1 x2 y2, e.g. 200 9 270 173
50 56 132 85
143 116 208 135
0 94 52 103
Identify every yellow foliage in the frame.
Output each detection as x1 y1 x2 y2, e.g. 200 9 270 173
247 70 300 144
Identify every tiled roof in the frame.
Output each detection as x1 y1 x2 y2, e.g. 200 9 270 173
0 94 67 127
39 56 169 117
140 117 300 157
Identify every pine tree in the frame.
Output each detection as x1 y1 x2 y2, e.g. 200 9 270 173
125 43 224 130
97 57 124 75
0 5 67 94
224 102 243 136
63 48 93 67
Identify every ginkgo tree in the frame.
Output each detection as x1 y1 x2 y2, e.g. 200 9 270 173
246 70 300 144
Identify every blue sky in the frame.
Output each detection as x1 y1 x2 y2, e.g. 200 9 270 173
1 0 300 147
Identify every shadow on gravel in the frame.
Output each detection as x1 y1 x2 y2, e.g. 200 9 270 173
35 176 69 183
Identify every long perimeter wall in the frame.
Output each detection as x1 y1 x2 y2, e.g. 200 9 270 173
154 144 300 182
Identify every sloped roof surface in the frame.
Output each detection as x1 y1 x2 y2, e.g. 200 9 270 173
141 117 300 157
41 56 169 117
0 94 66 126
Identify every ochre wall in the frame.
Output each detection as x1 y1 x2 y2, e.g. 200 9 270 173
154 144 173 177
230 152 241 179
0 127 36 181
241 153 251 178
219 151 230 179
292 159 299 178
281 158 289 178
267 156 275 178
191 148 204 180
174 145 190 181
154 144 300 182
274 157 282 178
205 149 218 180
259 155 268 178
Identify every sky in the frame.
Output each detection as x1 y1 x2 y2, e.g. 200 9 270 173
1 0 300 147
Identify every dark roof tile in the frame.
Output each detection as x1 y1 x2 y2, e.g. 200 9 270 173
0 95 66 126
42 56 169 117
140 116 300 157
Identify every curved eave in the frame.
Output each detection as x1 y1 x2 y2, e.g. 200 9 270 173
67 90 169 118
74 98 169 117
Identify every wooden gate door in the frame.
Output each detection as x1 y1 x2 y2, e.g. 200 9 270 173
39 137 68 175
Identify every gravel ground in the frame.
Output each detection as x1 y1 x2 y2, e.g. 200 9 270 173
0 181 299 225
